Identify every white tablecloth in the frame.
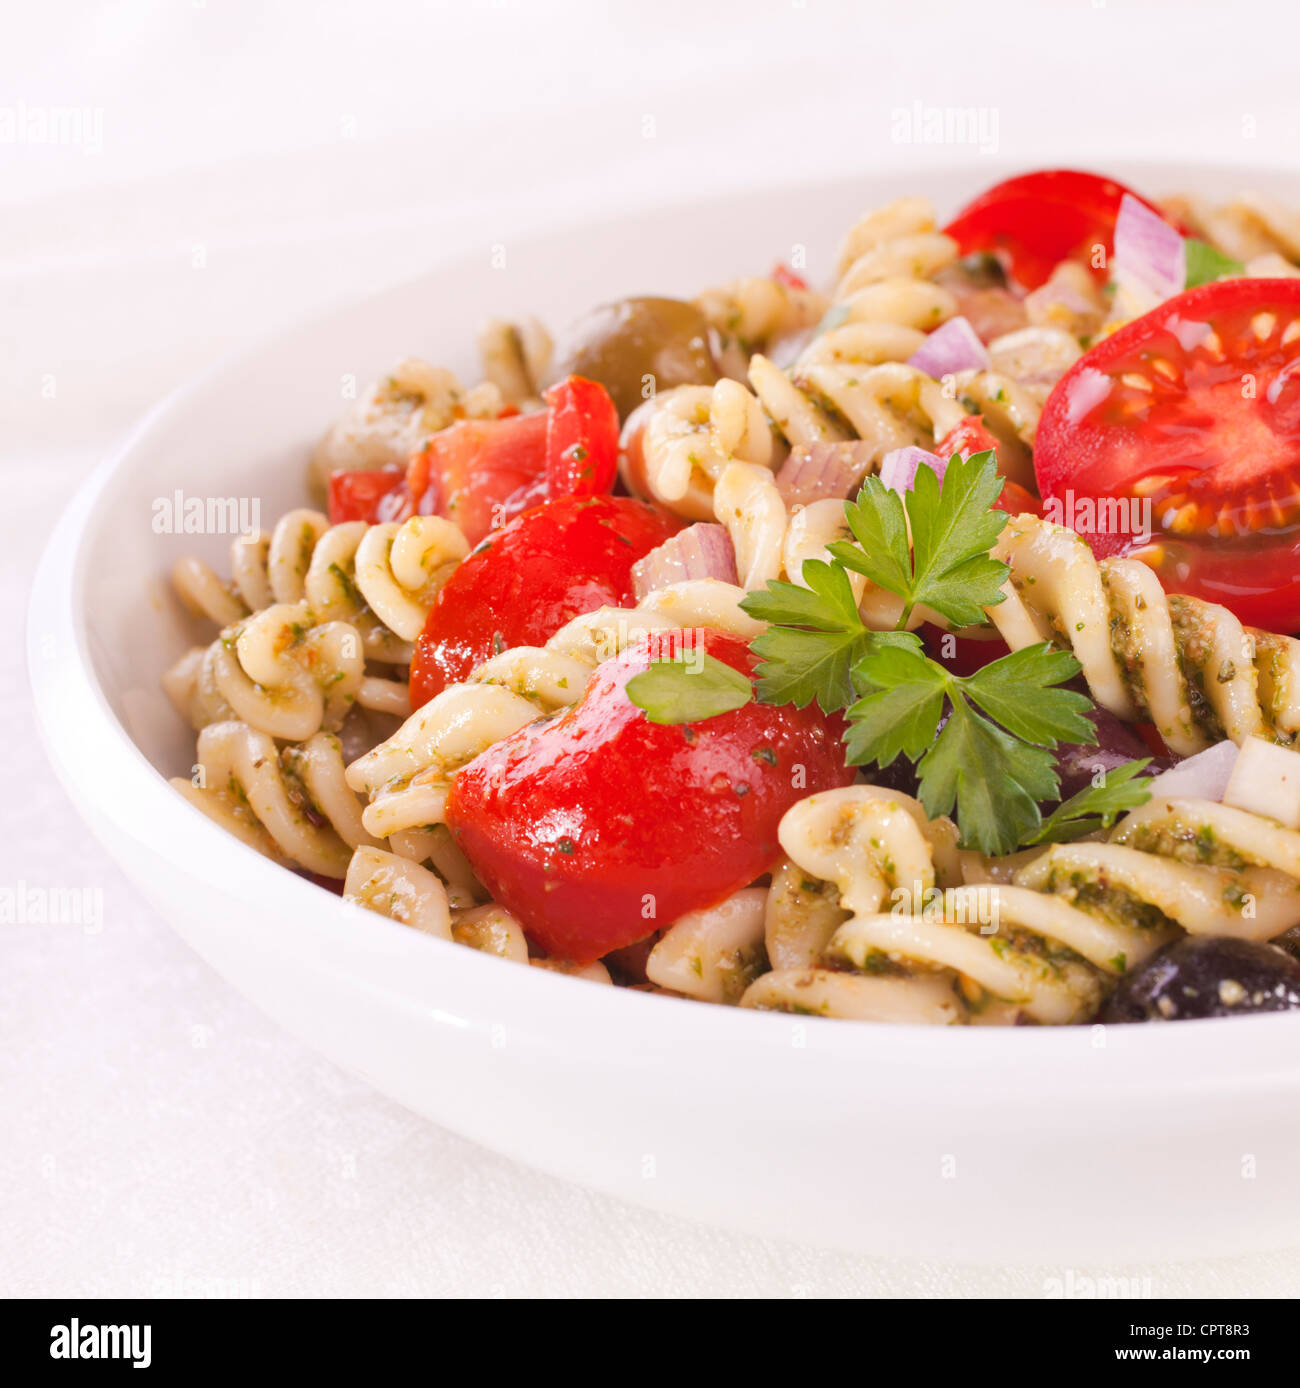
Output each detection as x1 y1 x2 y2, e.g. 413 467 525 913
6 0 1300 1297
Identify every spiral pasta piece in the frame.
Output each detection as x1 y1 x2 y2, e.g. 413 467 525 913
749 354 967 457
623 378 776 520
735 786 970 1023
695 275 829 378
172 509 467 664
745 206 963 455
346 579 762 840
755 197 961 397
309 357 503 490
988 514 1300 755
351 516 469 642
196 604 368 741
946 365 1044 487
344 846 453 940
767 778 1300 1026
477 316 553 407
741 966 968 1024
172 722 381 878
645 887 769 1004
341 844 612 975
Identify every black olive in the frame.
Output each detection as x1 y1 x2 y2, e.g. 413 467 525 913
1098 935 1300 1023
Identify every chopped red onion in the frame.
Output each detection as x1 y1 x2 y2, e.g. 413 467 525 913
879 446 947 496
631 524 738 598
1147 740 1238 803
775 441 874 506
1113 193 1185 302
1024 275 1096 322
1052 709 1164 801
906 315 990 379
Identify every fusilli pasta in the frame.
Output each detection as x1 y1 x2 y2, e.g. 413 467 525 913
989 514 1300 755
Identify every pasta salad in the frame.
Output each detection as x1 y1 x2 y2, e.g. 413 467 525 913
163 168 1300 1027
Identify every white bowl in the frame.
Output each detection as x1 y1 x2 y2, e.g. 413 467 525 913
29 163 1300 1263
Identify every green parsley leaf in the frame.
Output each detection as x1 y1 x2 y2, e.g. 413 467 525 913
742 559 868 712
740 559 861 631
1025 759 1154 845
959 644 1095 745
832 481 912 596
844 633 946 765
905 450 1011 626
917 696 1057 854
1184 238 1245 289
625 654 753 725
845 638 1095 854
831 450 1009 629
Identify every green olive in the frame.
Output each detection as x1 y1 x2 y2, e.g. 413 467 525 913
550 296 717 420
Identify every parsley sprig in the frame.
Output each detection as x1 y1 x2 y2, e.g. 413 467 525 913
846 636 1118 854
1023 758 1154 846
830 449 1011 630
743 451 1011 713
627 450 1153 854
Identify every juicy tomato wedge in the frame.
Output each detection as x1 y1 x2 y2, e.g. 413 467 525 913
446 631 854 962
326 376 620 544
1035 277 1300 631
406 410 548 544
327 466 406 524
944 169 1178 291
409 495 681 706
935 415 1043 516
543 375 620 499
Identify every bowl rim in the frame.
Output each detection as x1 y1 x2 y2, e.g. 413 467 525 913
27 157 1300 1097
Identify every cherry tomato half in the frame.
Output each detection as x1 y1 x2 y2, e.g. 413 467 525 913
543 375 620 499
1034 277 1300 631
446 630 854 962
944 169 1179 292
327 466 406 524
405 411 549 544
409 495 681 706
934 415 1043 516
326 376 621 545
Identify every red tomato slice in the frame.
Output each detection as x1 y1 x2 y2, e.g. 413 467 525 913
327 466 406 524
409 495 682 706
543 375 620 499
944 169 1179 291
446 630 854 962
406 411 549 545
935 415 1043 516
327 377 620 544
1034 277 1300 631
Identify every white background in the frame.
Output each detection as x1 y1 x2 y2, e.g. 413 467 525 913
6 0 1300 1297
